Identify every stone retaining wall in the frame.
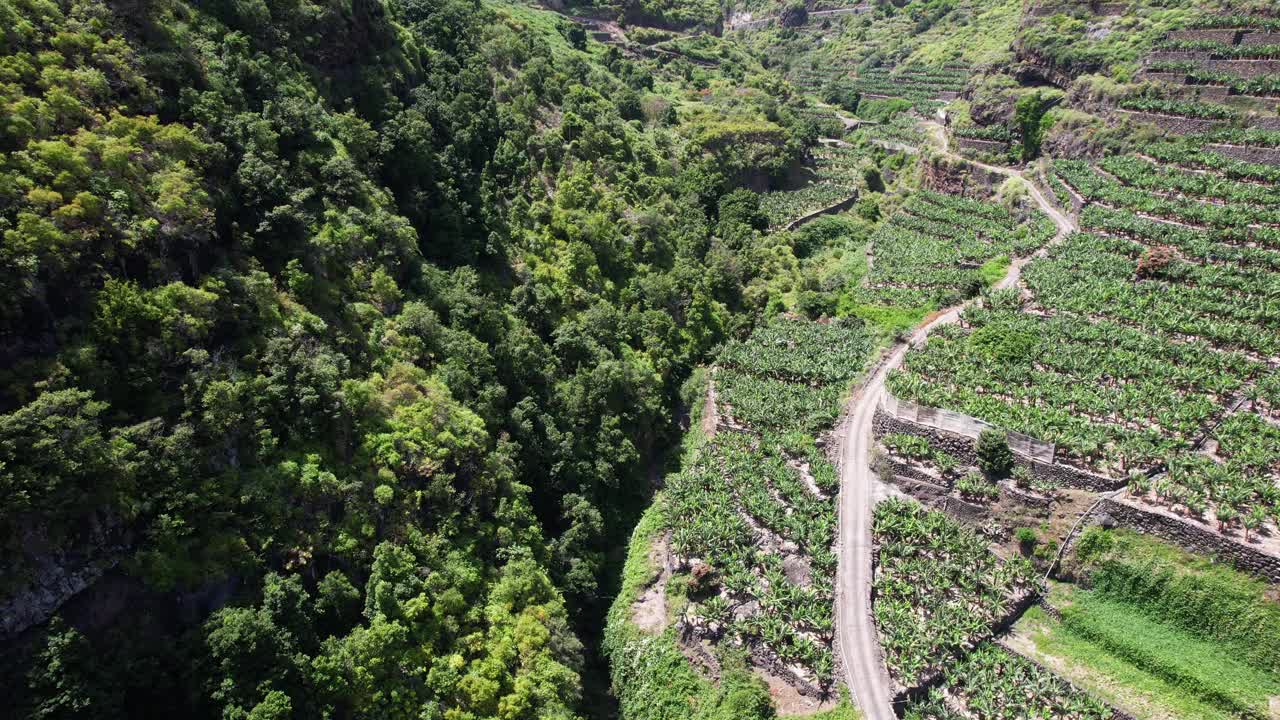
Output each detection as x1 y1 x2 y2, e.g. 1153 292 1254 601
1037 596 1063 621
783 191 859 230
873 409 1124 492
1209 143 1280 167
1139 71 1186 85
1202 58 1280 78
888 459 948 487
1181 84 1232 100
1241 31 1280 46
1002 482 1054 512
680 621 830 698
889 474 953 505
956 137 1011 153
943 495 993 526
1115 110 1226 134
1146 50 1209 63
1166 29 1241 45
1083 498 1280 582
1254 116 1280 130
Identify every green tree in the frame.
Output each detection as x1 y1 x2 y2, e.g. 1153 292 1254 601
976 430 1014 479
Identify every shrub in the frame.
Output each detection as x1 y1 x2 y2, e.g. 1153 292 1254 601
957 471 999 502
1031 476 1058 495
976 430 1014 479
1012 465 1033 489
933 451 959 477
1074 526 1114 564
884 432 934 460
1034 538 1058 563
1015 527 1038 556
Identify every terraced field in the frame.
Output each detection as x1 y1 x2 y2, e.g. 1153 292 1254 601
759 144 864 228
665 317 874 690
873 498 1038 687
853 190 1054 309
903 644 1113 719
892 121 1280 540
850 64 970 112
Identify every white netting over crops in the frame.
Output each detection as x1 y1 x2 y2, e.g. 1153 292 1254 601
883 393 1055 463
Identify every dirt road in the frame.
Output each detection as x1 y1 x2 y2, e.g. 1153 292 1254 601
834 118 1076 720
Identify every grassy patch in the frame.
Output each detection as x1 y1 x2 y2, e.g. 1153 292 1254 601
1018 606 1236 720
1074 527 1280 673
977 255 1011 286
805 697 862 720
1022 577 1280 720
908 0 1022 66
1059 593 1277 716
838 300 934 339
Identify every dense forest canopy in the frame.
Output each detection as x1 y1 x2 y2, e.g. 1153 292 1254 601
0 0 823 716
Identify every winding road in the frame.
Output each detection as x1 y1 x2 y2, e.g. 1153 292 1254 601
834 119 1076 720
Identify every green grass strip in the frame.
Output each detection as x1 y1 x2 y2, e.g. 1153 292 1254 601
1059 593 1278 718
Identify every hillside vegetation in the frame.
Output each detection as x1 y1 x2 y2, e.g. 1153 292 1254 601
6 0 1280 718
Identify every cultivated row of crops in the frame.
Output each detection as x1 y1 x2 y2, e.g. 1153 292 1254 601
1024 231 1280 356
1124 411 1280 537
719 315 874 383
667 432 838 682
860 114 927 146
873 498 1039 687
667 317 873 687
1055 158 1280 230
1146 61 1280 97
903 644 1113 720
1118 94 1240 120
892 124 1280 538
1098 153 1280 206
850 64 970 111
1145 135 1280 185
853 190 1053 308
1186 13 1280 32
887 302 1263 474
1155 38 1280 59
759 146 864 227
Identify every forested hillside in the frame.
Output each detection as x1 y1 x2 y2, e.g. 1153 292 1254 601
0 0 828 715
7 0 1280 717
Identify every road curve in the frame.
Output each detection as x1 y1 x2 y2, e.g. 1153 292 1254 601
834 119 1076 720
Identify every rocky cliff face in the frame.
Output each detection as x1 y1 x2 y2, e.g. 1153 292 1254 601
1 512 129 639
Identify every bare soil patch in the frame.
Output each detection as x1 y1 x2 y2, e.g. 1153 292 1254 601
631 533 673 634
702 380 719 437
756 667 839 716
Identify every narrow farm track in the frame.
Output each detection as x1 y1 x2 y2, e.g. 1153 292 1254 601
834 117 1076 720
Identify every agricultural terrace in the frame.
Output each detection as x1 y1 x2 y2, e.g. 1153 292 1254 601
717 316 873 432
667 431 839 685
1143 60 1280 98
886 303 1263 475
664 317 874 689
759 144 865 228
859 114 928 147
890 122 1280 540
872 498 1038 688
902 645 1112 720
1012 528 1280 719
853 190 1054 310
792 104 853 137
850 64 970 112
789 65 856 95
